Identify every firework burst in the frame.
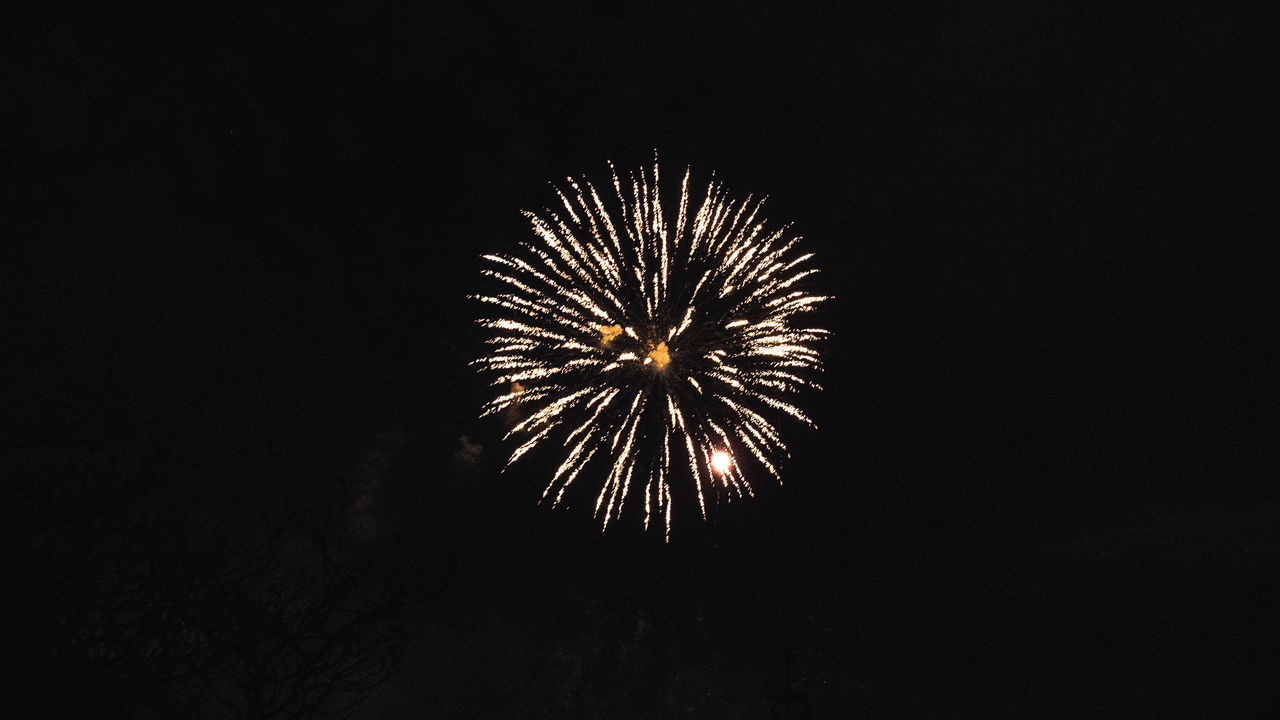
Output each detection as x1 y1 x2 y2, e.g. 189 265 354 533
473 157 828 539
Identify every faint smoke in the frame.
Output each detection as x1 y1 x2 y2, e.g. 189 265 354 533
349 431 407 541
455 435 484 465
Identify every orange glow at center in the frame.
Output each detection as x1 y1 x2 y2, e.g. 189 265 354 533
599 324 623 344
646 341 670 369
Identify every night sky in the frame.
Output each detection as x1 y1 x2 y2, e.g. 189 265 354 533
4 3 1269 718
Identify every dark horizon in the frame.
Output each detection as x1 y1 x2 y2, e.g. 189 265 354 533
4 3 1267 718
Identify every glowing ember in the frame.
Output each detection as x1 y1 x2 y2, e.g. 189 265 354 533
599 324 623 344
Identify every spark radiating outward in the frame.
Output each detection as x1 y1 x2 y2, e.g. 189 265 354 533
473 157 828 540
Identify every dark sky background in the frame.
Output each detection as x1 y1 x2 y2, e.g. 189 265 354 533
4 2 1269 718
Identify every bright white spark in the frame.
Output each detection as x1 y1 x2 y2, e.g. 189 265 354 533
710 450 732 475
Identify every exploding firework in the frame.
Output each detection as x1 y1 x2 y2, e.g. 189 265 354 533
473 157 828 538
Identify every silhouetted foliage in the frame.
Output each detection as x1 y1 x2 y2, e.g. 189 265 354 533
2 394 412 719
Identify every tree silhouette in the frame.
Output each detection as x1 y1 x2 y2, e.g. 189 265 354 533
2 391 414 719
